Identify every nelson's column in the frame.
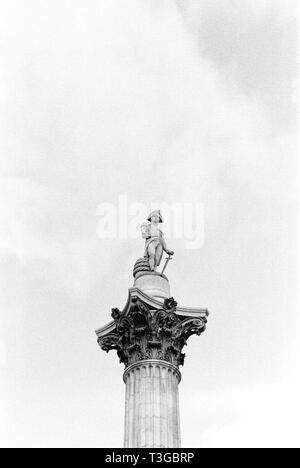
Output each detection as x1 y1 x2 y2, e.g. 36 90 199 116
95 210 209 448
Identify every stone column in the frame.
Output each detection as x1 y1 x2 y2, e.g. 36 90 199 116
123 360 181 448
96 270 208 448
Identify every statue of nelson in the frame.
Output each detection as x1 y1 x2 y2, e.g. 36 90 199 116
141 210 174 272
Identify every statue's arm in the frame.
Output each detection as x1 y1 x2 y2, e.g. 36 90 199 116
160 231 174 256
141 223 150 239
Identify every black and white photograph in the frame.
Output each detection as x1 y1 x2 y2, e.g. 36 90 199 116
0 0 299 450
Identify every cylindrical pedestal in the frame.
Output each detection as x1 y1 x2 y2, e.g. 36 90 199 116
123 360 181 448
133 272 170 301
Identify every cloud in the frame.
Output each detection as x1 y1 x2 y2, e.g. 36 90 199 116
0 0 298 447
181 381 300 448
177 0 298 133
0 340 6 368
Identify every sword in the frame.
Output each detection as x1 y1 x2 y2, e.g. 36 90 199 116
161 254 173 276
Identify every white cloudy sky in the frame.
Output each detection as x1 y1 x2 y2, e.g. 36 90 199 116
0 0 299 448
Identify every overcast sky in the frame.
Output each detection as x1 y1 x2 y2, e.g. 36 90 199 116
0 0 299 448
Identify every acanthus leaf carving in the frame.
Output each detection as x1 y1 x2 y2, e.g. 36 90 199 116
98 333 119 353
97 297 207 368
173 317 206 342
163 297 178 311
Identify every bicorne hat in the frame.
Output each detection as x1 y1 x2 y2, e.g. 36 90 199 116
147 210 163 223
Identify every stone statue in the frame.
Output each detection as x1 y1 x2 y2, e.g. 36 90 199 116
141 210 174 271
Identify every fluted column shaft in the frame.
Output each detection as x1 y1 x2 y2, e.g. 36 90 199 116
123 360 181 448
